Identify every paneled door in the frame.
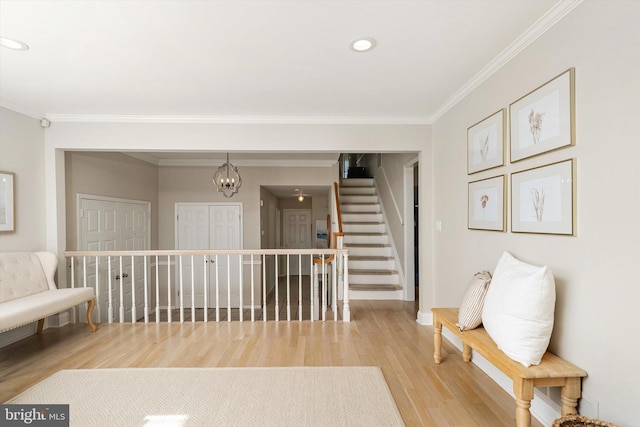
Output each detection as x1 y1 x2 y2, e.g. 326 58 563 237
176 203 242 308
79 195 150 323
282 209 312 275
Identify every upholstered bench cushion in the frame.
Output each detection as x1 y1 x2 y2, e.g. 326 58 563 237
0 252 54 303
0 287 95 332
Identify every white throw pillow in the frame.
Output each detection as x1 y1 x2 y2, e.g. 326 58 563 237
481 252 556 367
456 271 492 331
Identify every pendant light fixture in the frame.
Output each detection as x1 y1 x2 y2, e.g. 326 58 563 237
213 153 242 198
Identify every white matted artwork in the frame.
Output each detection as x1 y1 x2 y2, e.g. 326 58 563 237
467 109 505 174
511 159 574 235
510 68 575 162
468 175 505 232
0 171 15 232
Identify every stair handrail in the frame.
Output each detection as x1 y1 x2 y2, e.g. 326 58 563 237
334 181 343 235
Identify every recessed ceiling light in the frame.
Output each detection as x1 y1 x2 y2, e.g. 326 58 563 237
350 37 376 53
0 37 29 51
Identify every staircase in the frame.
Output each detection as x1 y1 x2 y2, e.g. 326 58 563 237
340 178 403 299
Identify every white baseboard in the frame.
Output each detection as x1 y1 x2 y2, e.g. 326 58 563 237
441 329 561 426
416 310 432 325
348 290 404 300
0 323 37 348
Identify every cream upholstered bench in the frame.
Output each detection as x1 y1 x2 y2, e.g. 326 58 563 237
0 252 96 334
432 308 586 427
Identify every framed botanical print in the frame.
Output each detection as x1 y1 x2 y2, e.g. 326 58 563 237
467 109 505 174
510 68 575 162
468 175 505 232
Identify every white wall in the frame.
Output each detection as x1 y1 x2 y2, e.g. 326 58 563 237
0 108 46 251
431 2 639 425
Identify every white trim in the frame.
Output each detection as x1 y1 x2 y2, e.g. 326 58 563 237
124 153 339 168
441 329 561 426
429 0 584 122
379 166 403 226
403 157 419 302
44 114 431 125
371 180 406 293
416 310 432 325
0 98 44 119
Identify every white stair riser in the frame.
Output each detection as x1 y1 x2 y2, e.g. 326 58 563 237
349 274 399 285
340 195 378 204
341 179 374 187
345 246 392 257
343 234 388 245
341 204 380 213
350 260 395 270
343 223 386 233
341 213 383 223
340 187 376 196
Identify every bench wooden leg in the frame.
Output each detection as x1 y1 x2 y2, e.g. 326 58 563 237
560 377 581 416
513 378 534 427
433 315 442 364
36 318 45 334
87 299 97 332
462 343 472 362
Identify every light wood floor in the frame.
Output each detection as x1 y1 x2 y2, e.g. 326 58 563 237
0 300 542 427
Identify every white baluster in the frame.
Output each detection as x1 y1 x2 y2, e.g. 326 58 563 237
144 256 149 323
298 254 302 322
342 253 350 322
179 255 184 323
250 254 255 322
155 255 160 323
310 255 314 321
311 264 320 320
119 256 124 323
262 254 267 322
322 255 326 322
227 255 231 322
274 254 279 322
286 254 291 322
167 255 172 323
215 255 220 322
238 254 243 322
191 255 195 323
332 255 337 321
95 256 100 324
203 255 208 323
131 255 136 324
108 256 113 324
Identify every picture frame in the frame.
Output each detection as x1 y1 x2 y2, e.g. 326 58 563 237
511 159 575 235
467 109 506 174
510 68 575 162
0 170 15 232
468 175 505 232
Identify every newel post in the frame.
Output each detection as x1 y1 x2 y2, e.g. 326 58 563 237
342 252 350 322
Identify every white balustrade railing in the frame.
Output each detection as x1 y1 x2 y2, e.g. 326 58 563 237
64 248 350 325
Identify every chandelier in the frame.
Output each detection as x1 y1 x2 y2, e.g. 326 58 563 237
213 153 242 198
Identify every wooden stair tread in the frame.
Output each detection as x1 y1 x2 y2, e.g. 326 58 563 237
343 221 384 225
349 256 394 261
344 232 386 236
344 243 390 248
350 269 398 275
350 284 402 291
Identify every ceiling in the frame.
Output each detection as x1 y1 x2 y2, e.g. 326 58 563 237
0 0 568 123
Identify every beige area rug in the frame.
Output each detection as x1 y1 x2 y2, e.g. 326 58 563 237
8 367 405 426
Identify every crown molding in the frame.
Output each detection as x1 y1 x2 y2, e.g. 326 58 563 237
124 153 338 168
0 99 44 120
44 114 431 125
430 0 584 122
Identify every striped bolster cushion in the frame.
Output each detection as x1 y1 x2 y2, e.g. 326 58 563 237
456 271 492 331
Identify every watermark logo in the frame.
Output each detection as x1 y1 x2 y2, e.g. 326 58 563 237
1 405 69 426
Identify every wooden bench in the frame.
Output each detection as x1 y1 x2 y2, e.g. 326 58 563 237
432 308 587 427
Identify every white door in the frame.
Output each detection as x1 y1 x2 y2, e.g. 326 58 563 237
282 209 312 275
177 204 209 308
79 196 150 323
210 204 242 308
176 203 242 308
